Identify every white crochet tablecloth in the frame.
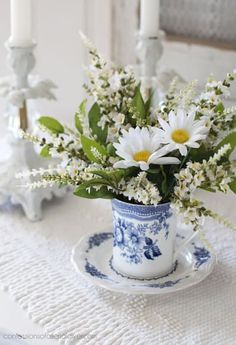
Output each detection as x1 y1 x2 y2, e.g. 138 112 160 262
0 192 235 345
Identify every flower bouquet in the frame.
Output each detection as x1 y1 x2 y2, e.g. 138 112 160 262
19 37 236 279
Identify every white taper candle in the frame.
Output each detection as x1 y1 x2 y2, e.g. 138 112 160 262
140 0 160 37
10 0 33 47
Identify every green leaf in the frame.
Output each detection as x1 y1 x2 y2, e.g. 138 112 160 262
76 178 111 187
147 167 161 174
107 143 116 156
91 169 125 186
81 135 108 163
132 86 145 119
145 92 154 117
200 186 216 193
215 102 224 113
214 132 236 158
229 179 236 194
91 170 116 181
232 115 236 129
91 168 136 189
189 144 213 162
74 183 115 199
75 99 87 134
88 103 108 144
40 145 51 158
38 116 64 134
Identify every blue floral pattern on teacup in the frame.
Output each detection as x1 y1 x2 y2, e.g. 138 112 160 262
112 200 174 269
143 237 162 260
113 216 169 264
113 218 126 248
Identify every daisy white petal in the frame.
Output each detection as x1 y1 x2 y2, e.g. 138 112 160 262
149 146 170 160
159 118 171 133
187 142 200 148
158 108 208 156
113 127 178 171
140 162 149 171
114 160 139 169
169 111 177 128
152 157 181 165
190 134 206 141
178 144 188 156
176 109 186 127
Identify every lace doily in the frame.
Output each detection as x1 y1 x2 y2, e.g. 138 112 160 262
0 196 235 345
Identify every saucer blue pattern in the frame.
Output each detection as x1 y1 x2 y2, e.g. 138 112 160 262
71 230 216 294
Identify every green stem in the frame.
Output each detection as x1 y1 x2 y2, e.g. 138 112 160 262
160 166 168 200
164 149 191 201
179 148 191 170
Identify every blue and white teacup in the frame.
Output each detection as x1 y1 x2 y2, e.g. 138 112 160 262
112 199 188 279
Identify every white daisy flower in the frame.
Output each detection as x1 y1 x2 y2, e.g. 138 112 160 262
155 109 208 156
113 127 180 171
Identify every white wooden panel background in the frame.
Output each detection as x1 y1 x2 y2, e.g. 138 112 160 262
0 0 113 125
0 0 236 125
109 0 236 101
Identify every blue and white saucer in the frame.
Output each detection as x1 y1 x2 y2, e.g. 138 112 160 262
71 230 216 295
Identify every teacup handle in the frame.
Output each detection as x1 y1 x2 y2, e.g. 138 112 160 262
173 230 199 262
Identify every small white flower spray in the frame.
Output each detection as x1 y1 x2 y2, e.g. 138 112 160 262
173 144 236 232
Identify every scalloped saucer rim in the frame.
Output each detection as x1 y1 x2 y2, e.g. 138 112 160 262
71 230 216 295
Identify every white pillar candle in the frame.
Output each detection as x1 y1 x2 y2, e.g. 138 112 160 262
140 0 160 37
10 0 33 47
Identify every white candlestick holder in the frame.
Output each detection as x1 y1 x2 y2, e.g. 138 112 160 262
136 30 186 103
0 41 66 221
136 30 165 99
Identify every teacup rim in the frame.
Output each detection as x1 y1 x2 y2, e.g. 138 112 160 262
112 198 171 209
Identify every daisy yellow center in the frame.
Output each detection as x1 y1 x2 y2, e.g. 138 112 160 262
171 129 190 144
133 150 151 162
